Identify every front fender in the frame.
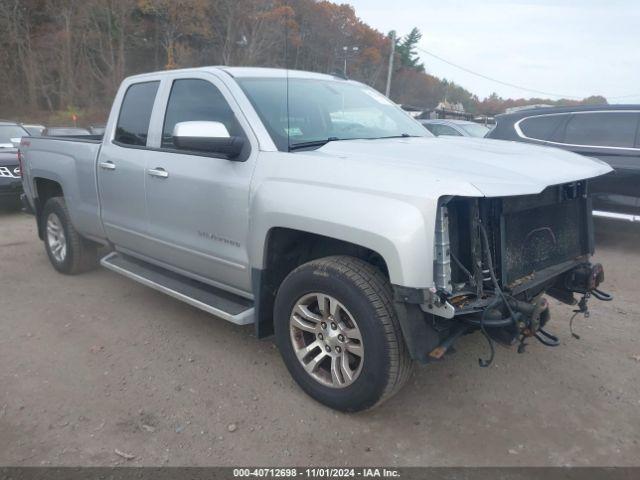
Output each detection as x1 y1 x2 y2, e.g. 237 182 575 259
249 179 439 288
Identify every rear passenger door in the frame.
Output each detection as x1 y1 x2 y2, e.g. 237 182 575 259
98 80 161 253
142 74 257 296
560 111 640 213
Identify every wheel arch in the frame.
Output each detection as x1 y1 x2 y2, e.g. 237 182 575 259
33 177 64 240
252 226 392 339
248 181 435 288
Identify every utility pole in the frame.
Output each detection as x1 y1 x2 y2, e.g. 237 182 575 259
385 31 396 97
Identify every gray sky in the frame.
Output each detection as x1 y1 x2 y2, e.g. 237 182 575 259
345 0 640 103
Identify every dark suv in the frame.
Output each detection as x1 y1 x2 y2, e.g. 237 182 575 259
0 121 28 207
487 105 640 220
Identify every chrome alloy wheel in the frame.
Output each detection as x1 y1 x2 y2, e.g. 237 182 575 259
289 293 364 388
46 213 67 263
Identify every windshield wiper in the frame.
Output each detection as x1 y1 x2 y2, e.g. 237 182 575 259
372 133 417 139
288 137 339 151
288 133 419 151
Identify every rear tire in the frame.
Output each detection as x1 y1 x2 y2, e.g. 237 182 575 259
274 256 413 412
42 197 97 274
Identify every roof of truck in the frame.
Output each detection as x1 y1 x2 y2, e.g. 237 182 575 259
126 66 346 82
221 67 343 80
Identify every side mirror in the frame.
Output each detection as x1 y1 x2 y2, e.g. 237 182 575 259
10 137 22 148
172 121 244 159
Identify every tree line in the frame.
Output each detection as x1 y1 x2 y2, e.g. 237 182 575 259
0 0 605 125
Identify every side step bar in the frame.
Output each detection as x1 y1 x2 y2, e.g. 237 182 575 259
593 210 640 223
100 252 254 325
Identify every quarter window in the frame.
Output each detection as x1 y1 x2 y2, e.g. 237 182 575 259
162 79 243 149
519 115 566 141
563 112 638 148
114 81 159 146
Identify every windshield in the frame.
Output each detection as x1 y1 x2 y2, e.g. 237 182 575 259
460 123 490 137
0 125 28 146
237 77 429 151
23 125 45 136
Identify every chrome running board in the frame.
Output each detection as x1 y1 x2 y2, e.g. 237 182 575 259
100 252 254 325
593 210 640 223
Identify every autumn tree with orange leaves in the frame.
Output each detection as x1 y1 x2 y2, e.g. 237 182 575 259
0 0 604 124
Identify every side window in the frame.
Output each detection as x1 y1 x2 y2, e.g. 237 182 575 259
432 124 462 136
114 81 159 146
162 79 243 149
563 112 638 148
519 115 565 141
423 124 437 135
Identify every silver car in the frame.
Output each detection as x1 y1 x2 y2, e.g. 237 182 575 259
420 119 490 138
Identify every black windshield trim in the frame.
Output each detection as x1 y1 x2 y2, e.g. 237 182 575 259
288 134 426 152
288 137 340 151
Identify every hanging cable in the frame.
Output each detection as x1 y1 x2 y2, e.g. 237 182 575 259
450 251 475 287
477 220 516 320
415 46 639 101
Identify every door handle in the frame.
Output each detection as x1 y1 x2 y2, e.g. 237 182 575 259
99 161 116 170
147 167 169 179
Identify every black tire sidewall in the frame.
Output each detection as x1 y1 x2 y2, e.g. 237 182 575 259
274 261 394 412
42 198 74 273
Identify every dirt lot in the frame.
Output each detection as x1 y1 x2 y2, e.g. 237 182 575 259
0 208 639 467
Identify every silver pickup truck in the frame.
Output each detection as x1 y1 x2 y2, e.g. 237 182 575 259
20 67 612 411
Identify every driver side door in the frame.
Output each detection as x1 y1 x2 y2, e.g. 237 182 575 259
142 75 256 296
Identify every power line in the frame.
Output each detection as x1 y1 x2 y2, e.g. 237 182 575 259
607 93 640 100
416 46 580 99
415 46 619 100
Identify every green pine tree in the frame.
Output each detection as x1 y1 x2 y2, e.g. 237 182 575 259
395 27 424 72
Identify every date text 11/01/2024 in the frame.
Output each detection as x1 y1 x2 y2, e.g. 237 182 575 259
232 468 400 477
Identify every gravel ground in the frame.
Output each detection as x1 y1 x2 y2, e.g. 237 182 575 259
0 208 639 467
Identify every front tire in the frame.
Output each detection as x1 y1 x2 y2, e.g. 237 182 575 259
42 197 97 274
274 256 413 412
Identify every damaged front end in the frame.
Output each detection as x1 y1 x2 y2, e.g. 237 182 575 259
395 180 612 365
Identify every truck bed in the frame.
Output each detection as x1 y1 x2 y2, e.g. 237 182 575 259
42 134 103 142
21 136 105 241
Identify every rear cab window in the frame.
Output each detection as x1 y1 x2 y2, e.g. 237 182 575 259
114 81 160 146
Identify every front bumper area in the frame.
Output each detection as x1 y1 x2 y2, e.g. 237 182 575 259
393 261 610 365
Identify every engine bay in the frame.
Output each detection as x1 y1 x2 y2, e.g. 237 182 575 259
424 180 612 365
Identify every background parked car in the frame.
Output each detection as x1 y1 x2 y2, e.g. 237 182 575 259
88 125 106 136
0 121 28 208
487 105 640 220
43 126 92 136
419 119 491 138
21 123 46 136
